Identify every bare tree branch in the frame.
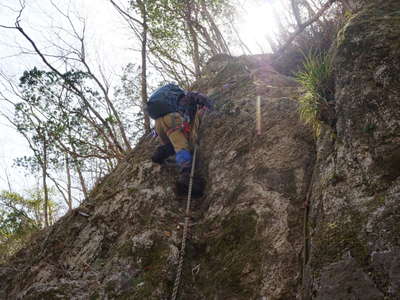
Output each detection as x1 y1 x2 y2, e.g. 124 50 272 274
13 22 126 154
275 0 337 57
291 0 303 28
109 0 143 26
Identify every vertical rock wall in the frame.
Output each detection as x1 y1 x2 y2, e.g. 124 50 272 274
185 56 315 299
305 1 400 298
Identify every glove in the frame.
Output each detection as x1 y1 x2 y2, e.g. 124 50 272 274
197 106 209 116
198 95 212 110
187 91 213 110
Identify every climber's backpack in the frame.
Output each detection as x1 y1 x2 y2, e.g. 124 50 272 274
147 84 185 119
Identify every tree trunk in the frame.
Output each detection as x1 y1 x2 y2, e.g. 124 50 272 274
70 138 89 201
184 1 201 79
137 0 151 133
65 154 73 211
42 132 49 227
75 159 88 201
291 0 303 27
231 23 253 55
200 0 231 55
302 0 316 17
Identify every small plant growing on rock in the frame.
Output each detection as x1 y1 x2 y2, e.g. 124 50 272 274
296 52 335 136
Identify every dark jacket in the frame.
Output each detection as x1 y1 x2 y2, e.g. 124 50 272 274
179 91 212 122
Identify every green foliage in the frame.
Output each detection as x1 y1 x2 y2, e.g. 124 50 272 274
0 190 44 262
131 0 235 84
295 52 334 136
114 63 151 138
14 67 127 188
16 68 87 170
0 188 60 263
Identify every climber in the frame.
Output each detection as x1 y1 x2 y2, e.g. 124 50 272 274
147 83 211 197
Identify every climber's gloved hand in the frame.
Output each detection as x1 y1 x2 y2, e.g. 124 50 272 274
198 101 212 116
198 106 207 116
200 96 213 111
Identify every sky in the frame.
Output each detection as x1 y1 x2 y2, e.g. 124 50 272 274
0 0 134 192
0 0 282 192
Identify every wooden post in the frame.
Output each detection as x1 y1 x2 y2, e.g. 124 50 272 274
256 96 261 135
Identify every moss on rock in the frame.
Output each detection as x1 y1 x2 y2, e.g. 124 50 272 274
190 210 262 299
311 208 369 273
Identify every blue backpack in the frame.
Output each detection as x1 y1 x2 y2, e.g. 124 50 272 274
147 84 185 119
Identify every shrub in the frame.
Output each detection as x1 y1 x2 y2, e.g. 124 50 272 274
295 51 335 136
272 19 339 76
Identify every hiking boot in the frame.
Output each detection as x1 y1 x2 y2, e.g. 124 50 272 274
164 157 178 167
151 143 175 164
175 172 205 198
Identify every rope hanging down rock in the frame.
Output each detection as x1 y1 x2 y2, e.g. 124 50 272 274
171 108 204 300
170 144 198 300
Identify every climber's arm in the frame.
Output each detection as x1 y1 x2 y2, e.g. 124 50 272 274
185 91 212 110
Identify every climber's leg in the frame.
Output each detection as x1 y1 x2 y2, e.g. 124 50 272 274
154 113 204 197
160 113 192 171
152 117 176 164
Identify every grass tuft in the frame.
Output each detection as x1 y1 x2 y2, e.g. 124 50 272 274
296 52 334 136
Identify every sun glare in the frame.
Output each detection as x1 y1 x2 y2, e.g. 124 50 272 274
238 1 279 53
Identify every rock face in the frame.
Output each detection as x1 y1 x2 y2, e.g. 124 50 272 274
304 0 400 299
0 55 314 299
1 1 399 299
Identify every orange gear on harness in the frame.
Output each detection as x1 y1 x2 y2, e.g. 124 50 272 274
182 121 191 137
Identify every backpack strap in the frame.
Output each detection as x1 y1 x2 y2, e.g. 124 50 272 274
166 126 182 135
166 114 191 139
166 123 190 137
166 112 179 136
